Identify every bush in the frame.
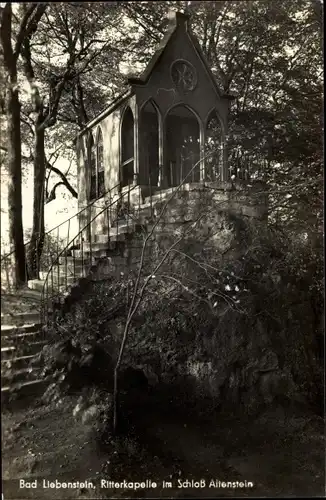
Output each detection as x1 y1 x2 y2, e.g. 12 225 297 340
43 220 323 420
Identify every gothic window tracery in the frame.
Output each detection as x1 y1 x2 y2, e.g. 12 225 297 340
171 60 197 93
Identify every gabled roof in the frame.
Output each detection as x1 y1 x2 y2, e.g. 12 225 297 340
127 11 183 86
127 10 235 101
77 9 235 139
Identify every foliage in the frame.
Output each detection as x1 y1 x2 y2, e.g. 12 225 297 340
1 1 323 251
119 0 323 235
1 1 323 422
44 217 323 416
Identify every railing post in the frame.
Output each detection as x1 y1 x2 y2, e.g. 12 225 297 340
34 183 122 321
199 121 205 182
65 220 70 289
50 254 54 307
35 235 39 280
81 236 84 277
55 228 59 296
108 193 111 249
149 173 153 220
73 237 76 279
158 110 164 188
5 257 10 291
116 194 119 246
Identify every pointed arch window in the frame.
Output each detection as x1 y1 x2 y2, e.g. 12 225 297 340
140 100 159 187
89 134 97 200
165 105 200 187
121 106 134 187
205 110 223 182
97 128 105 196
88 127 105 200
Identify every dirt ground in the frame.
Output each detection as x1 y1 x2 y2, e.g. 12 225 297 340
2 393 325 500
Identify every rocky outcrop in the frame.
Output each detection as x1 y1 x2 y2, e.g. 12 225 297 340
43 181 306 414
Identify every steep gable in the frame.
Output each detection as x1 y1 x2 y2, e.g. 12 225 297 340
128 11 223 98
127 10 232 125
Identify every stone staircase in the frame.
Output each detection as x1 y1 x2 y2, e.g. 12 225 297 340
1 183 266 404
1 308 49 403
29 183 266 314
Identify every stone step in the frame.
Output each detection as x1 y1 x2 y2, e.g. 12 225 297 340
83 234 129 251
75 239 125 256
82 241 112 252
90 232 141 247
135 208 154 222
1 353 38 371
1 323 41 336
1 340 46 360
54 262 87 275
1 329 44 346
144 184 203 204
92 234 112 244
28 279 68 293
28 279 47 292
109 222 138 233
1 377 50 405
39 272 78 286
72 248 111 259
144 188 176 204
40 262 82 272
57 257 94 271
0 311 41 326
1 365 42 386
93 225 137 243
1 286 44 301
89 255 126 266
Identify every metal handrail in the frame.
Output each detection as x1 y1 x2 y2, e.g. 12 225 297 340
121 157 134 167
40 183 139 324
0 183 121 263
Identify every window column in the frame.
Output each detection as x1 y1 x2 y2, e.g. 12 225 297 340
96 128 105 196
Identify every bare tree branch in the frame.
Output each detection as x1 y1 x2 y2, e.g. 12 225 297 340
46 160 77 199
45 181 65 203
14 4 43 60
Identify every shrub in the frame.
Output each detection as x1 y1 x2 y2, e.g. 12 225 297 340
43 219 323 420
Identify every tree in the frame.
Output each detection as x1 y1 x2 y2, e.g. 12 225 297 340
120 0 323 237
20 2 122 278
0 3 47 288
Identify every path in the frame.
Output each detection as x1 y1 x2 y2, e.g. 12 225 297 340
2 397 106 499
2 396 325 499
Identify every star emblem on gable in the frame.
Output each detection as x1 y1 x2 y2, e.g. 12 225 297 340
171 60 197 93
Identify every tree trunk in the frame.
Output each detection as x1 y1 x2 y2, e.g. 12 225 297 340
6 82 27 288
27 120 45 279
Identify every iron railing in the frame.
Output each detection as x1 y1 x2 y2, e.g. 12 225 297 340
1 151 269 296
40 182 147 325
38 150 271 326
0 184 121 292
228 150 269 182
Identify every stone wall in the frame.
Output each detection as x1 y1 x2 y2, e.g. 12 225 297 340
51 180 314 415
90 182 267 279
97 184 301 414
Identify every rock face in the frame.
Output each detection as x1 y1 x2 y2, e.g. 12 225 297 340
123 312 300 415
46 182 320 415
87 182 267 281
100 185 305 415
